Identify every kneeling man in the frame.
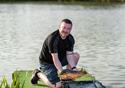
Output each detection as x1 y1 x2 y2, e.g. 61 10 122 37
31 19 80 88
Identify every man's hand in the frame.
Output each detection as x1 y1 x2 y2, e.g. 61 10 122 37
58 69 75 76
58 70 65 75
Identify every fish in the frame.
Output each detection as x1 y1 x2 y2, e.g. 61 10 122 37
59 68 87 81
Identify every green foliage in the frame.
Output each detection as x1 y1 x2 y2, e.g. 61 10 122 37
0 70 96 88
12 70 49 88
0 71 27 88
11 71 27 88
0 76 10 88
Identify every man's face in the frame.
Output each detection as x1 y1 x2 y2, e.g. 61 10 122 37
59 22 72 39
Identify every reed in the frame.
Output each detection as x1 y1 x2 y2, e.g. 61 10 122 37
0 71 27 88
0 76 10 88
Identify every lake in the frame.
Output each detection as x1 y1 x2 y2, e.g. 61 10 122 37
0 3 125 88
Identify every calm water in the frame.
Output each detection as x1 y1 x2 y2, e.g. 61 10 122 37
0 3 125 88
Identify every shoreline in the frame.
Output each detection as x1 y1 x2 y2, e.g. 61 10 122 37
0 1 124 6
0 1 125 5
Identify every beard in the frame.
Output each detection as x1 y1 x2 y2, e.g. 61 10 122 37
60 32 69 39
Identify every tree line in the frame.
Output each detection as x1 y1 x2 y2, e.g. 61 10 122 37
0 0 124 3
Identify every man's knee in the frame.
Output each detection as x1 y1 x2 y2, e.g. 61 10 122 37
56 82 61 88
74 52 80 60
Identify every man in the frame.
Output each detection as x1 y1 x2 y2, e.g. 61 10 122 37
31 19 80 88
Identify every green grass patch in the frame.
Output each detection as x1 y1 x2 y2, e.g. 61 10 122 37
12 70 95 88
0 70 95 88
12 70 49 88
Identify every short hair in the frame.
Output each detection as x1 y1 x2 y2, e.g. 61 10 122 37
61 19 72 26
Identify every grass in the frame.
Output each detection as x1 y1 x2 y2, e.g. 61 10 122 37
0 70 95 88
0 76 10 88
12 70 49 88
12 70 95 88
0 71 26 88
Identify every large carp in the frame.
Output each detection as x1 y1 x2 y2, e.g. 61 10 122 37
59 68 87 81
